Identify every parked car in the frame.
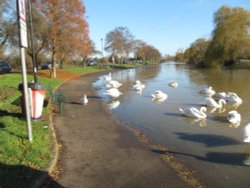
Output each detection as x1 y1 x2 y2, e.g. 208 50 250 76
0 61 12 73
41 62 59 69
86 61 97 66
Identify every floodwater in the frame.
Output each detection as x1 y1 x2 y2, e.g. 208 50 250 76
93 62 250 188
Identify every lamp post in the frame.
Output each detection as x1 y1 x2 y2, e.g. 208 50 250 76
101 38 104 58
27 0 38 83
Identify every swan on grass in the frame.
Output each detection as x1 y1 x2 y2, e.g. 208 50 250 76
179 107 207 119
199 86 216 96
227 110 241 124
168 81 178 88
104 88 122 98
204 98 226 108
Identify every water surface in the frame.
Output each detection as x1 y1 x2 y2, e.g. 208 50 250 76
93 62 250 188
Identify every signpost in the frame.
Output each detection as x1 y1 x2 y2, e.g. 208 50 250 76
17 0 33 142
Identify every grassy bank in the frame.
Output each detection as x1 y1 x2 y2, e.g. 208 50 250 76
0 67 103 187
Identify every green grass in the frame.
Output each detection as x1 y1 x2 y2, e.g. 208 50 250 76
63 66 107 73
0 73 63 187
0 66 108 187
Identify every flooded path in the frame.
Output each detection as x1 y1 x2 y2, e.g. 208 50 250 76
94 62 250 188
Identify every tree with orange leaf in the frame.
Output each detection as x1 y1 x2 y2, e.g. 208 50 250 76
35 0 91 78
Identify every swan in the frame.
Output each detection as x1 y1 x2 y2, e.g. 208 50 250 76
104 88 122 98
244 123 250 143
132 80 145 91
107 100 120 110
227 110 241 124
105 80 122 89
104 72 112 82
179 106 207 119
168 81 178 88
81 94 88 105
204 98 226 108
226 92 242 104
199 86 216 96
151 90 168 100
213 92 227 100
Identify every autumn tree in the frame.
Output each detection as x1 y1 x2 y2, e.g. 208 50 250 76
205 6 250 67
105 26 134 63
136 42 161 62
0 0 19 59
184 38 210 66
36 0 91 78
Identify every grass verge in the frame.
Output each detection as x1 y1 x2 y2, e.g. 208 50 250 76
0 67 102 187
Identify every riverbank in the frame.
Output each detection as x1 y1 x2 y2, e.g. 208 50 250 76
42 70 202 187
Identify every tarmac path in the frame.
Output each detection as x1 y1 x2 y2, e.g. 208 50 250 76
46 71 194 188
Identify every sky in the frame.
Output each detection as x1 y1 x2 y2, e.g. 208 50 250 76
84 0 250 56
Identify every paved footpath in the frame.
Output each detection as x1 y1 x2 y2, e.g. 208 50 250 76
47 71 192 188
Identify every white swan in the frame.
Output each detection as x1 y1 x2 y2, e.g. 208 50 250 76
81 94 88 105
105 80 122 89
204 98 226 108
179 106 207 119
132 80 145 91
213 92 227 100
107 100 120 110
199 86 216 96
104 72 112 82
104 88 122 98
244 123 250 143
168 81 178 88
226 92 242 104
151 90 168 100
227 110 241 124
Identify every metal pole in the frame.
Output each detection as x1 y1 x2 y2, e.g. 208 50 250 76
17 0 33 142
20 47 33 142
27 0 38 83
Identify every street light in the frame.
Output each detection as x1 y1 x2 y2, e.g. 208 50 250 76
101 38 104 58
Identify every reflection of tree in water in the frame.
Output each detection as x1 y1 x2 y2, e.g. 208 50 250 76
188 67 250 96
0 162 63 188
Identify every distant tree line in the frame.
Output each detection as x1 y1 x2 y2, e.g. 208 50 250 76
104 27 161 64
175 6 250 68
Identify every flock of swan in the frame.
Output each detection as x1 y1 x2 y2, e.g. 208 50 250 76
82 72 250 144
100 73 245 125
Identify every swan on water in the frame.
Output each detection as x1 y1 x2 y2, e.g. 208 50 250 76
81 94 88 105
107 100 120 110
226 92 243 104
168 81 178 88
104 72 112 82
132 80 145 91
199 86 216 96
179 106 207 119
204 98 226 108
104 88 122 98
244 123 250 143
105 80 122 89
213 92 227 100
227 110 241 124
151 90 168 100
